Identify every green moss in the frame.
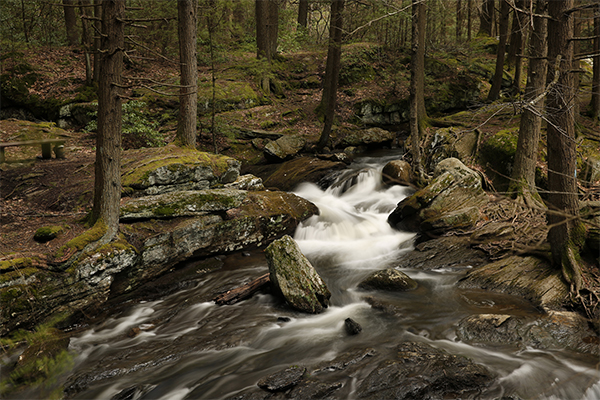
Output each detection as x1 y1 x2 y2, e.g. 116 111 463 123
33 226 65 243
54 221 107 259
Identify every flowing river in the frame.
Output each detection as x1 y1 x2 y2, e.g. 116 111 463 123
63 153 599 400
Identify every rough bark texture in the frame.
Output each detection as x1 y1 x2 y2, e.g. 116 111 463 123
63 0 79 46
317 0 344 150
508 0 528 94
509 0 547 206
256 0 278 61
488 0 511 101
91 0 124 239
546 0 584 290
409 0 427 181
177 0 198 148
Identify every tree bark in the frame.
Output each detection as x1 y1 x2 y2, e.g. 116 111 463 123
409 0 427 182
546 0 584 291
93 0 102 82
478 0 495 36
590 0 600 121
90 0 124 240
298 0 309 29
317 0 345 150
456 0 463 41
508 0 528 94
509 0 547 207
488 0 511 101
256 0 278 61
467 0 472 41
63 0 80 46
177 0 198 148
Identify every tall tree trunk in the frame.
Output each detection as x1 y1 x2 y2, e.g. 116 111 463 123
546 0 584 292
467 0 472 41
488 0 511 101
256 0 278 61
591 0 600 121
90 0 124 241
410 0 427 183
79 0 93 85
298 0 309 29
508 0 528 94
456 0 463 41
63 0 80 46
93 0 102 82
317 0 345 150
478 0 495 36
509 0 547 207
177 0 198 148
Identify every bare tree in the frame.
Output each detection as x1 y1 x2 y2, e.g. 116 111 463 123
177 0 198 148
546 0 585 293
509 0 547 207
317 0 345 150
409 0 427 183
488 0 511 101
90 0 124 242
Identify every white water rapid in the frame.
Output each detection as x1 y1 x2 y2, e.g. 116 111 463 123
59 153 599 400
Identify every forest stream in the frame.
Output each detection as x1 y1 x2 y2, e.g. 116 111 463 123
54 152 600 400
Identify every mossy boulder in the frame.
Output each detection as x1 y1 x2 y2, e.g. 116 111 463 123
388 158 487 234
264 135 307 162
33 225 65 243
358 269 418 292
354 99 409 126
121 145 240 195
424 127 480 173
265 235 331 313
339 127 396 149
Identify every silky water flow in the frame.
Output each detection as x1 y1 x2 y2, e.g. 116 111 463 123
64 153 600 400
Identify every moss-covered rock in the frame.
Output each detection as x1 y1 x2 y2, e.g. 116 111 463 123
264 135 307 162
358 269 418 292
480 128 519 191
265 235 331 313
33 226 65 243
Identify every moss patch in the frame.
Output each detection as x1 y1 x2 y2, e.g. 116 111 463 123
33 226 65 243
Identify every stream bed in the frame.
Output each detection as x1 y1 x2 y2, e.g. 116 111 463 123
62 153 599 400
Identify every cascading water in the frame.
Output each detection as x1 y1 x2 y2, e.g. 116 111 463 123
59 153 599 400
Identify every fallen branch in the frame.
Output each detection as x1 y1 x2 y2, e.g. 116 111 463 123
212 273 270 306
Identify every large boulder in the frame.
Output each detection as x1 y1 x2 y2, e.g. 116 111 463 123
264 135 307 162
265 235 331 313
340 127 396 149
381 160 412 186
262 157 346 191
388 157 488 233
424 127 479 173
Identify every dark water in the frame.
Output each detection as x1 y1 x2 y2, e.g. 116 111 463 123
65 153 600 400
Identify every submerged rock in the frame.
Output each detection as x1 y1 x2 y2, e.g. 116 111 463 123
261 157 346 191
257 365 306 392
344 318 362 335
358 268 418 292
265 235 331 313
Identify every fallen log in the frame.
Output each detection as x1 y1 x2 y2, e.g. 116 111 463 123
212 273 271 305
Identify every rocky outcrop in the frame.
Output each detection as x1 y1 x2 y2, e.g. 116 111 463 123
262 157 346 191
358 268 418 292
264 135 307 162
388 157 488 234
339 127 396 149
457 311 600 356
424 127 480 173
265 235 331 313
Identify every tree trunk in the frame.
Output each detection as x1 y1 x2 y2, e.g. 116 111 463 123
410 0 427 183
488 0 511 101
456 0 463 41
546 0 584 291
298 0 309 29
93 0 102 82
467 0 472 41
509 0 547 207
256 0 278 61
90 0 124 241
591 0 600 121
508 0 528 94
177 0 198 148
478 0 495 36
63 0 80 46
317 0 345 150
79 0 93 85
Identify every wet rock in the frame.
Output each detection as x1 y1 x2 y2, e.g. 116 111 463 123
424 127 479 173
257 365 306 392
358 268 418 292
262 157 346 191
264 135 307 162
356 342 495 399
224 174 265 191
344 318 362 335
388 157 487 234
110 384 155 400
395 236 488 270
458 255 569 309
457 311 600 356
381 159 411 187
265 235 331 313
